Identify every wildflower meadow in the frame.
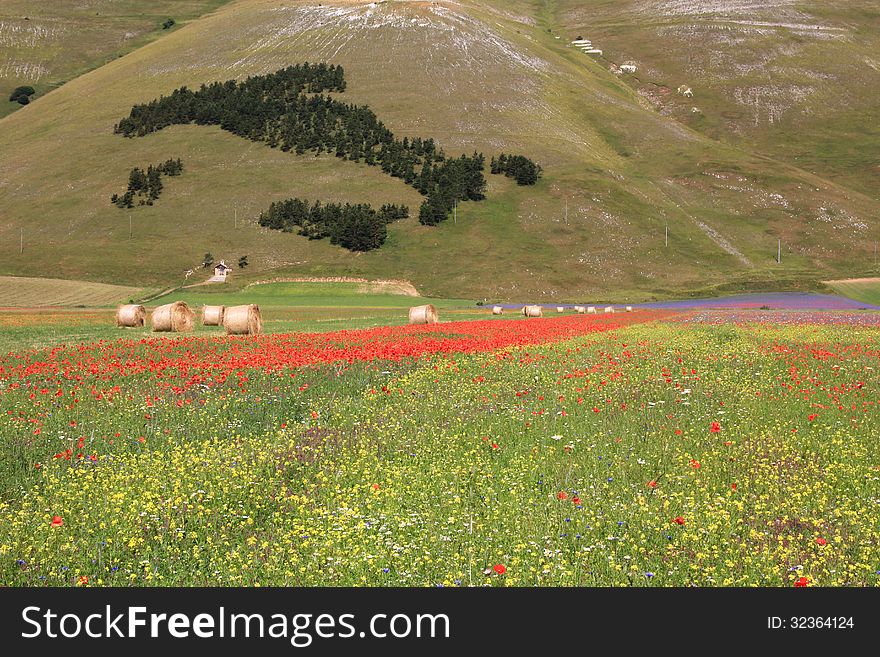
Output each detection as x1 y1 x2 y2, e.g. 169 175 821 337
0 311 877 587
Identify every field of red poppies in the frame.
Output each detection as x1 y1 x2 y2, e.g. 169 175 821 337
0 309 877 586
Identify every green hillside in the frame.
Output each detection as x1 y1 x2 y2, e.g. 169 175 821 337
0 0 878 302
0 1 232 120
555 0 880 197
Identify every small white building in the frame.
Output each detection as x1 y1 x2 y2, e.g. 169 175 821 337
210 260 233 283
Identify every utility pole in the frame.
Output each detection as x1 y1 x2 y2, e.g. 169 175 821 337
453 200 457 224
665 223 668 248
777 239 781 264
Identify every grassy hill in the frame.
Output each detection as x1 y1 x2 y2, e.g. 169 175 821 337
0 0 878 302
0 1 232 120
825 278 880 306
0 276 143 307
554 0 880 198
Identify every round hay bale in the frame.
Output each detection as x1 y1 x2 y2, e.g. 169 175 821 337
202 305 226 326
522 305 543 318
604 306 614 314
625 305 633 312
151 301 195 333
556 306 565 313
224 304 263 335
574 306 585 314
587 306 596 314
116 304 145 328
408 304 439 324
492 306 504 315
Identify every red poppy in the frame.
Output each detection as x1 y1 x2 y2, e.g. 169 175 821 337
710 421 721 433
673 516 686 525
371 483 380 491
557 491 568 500
50 515 63 528
674 429 683 436
572 496 581 505
77 576 89 586
647 480 657 489
689 459 701 469
808 414 817 421
816 537 827 546
493 564 506 575
731 483 737 491
794 577 809 587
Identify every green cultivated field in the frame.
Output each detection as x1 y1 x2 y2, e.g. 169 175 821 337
0 276 144 307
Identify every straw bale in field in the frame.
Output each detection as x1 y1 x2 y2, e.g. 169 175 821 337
202 305 225 326
116 304 145 328
151 301 195 332
409 304 439 324
224 304 263 335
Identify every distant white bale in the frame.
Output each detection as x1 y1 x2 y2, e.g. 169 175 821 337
587 306 596 314
677 85 693 97
571 39 592 45
556 306 565 313
585 49 603 55
625 306 633 312
604 306 614 314
620 64 637 73
492 306 504 315
574 305 585 313
522 305 543 318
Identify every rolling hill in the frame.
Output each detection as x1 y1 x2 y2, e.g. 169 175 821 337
0 1 233 120
0 0 878 302
555 0 880 197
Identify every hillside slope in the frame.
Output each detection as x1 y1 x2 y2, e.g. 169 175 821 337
0 1 232 120
555 0 880 197
0 0 877 301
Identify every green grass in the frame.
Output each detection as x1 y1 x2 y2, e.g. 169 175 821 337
0 276 145 307
153 281 473 309
825 278 880 306
552 0 880 198
0 1 232 120
0 0 877 301
0 318 877 586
